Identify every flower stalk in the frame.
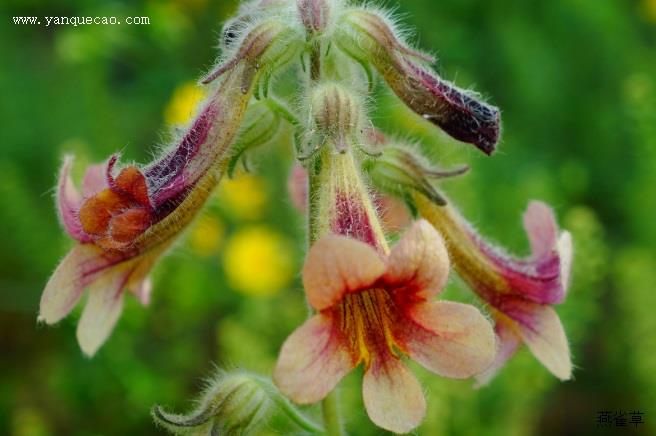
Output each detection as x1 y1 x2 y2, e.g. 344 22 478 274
302 6 347 431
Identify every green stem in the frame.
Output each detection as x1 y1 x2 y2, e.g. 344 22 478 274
258 377 325 434
321 390 345 436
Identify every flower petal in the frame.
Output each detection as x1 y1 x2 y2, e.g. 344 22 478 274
129 276 152 306
384 220 449 299
397 301 496 379
39 244 105 324
56 156 89 242
303 236 386 311
474 318 521 387
76 268 130 356
558 231 573 295
362 355 425 434
523 201 558 259
82 162 108 197
501 298 572 380
273 314 355 404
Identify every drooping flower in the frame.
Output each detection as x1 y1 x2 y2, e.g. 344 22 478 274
39 19 303 356
334 7 501 154
274 152 496 433
415 194 573 384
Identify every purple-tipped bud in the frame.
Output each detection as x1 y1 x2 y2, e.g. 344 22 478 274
335 9 501 154
298 0 330 35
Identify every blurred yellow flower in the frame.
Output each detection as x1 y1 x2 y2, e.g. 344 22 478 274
189 215 225 257
218 174 268 220
164 81 206 125
223 226 294 297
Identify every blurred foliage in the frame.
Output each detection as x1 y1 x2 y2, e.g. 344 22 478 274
0 0 655 435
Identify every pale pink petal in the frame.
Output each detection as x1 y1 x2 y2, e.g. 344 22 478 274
129 276 152 306
57 156 88 241
523 201 558 259
474 318 521 387
384 219 450 299
303 236 386 311
82 162 109 197
273 314 355 404
125 252 159 306
362 355 425 434
397 301 496 379
502 299 572 380
558 231 573 295
39 244 105 324
76 269 130 356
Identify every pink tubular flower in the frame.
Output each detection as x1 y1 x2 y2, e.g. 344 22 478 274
415 194 573 384
39 20 302 356
274 153 496 433
274 221 496 433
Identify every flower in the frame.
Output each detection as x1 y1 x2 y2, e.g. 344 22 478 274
276 148 494 433
218 173 268 220
223 226 294 297
415 194 573 384
334 8 500 154
38 18 302 355
273 220 496 433
189 215 225 257
40 86 240 356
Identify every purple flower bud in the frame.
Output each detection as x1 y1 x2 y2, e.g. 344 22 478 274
336 9 501 154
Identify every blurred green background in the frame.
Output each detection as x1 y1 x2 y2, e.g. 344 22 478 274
1 0 655 434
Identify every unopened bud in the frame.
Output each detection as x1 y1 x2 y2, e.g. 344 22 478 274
310 83 363 152
298 0 331 35
152 371 272 436
335 8 501 155
365 146 468 206
202 20 303 88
